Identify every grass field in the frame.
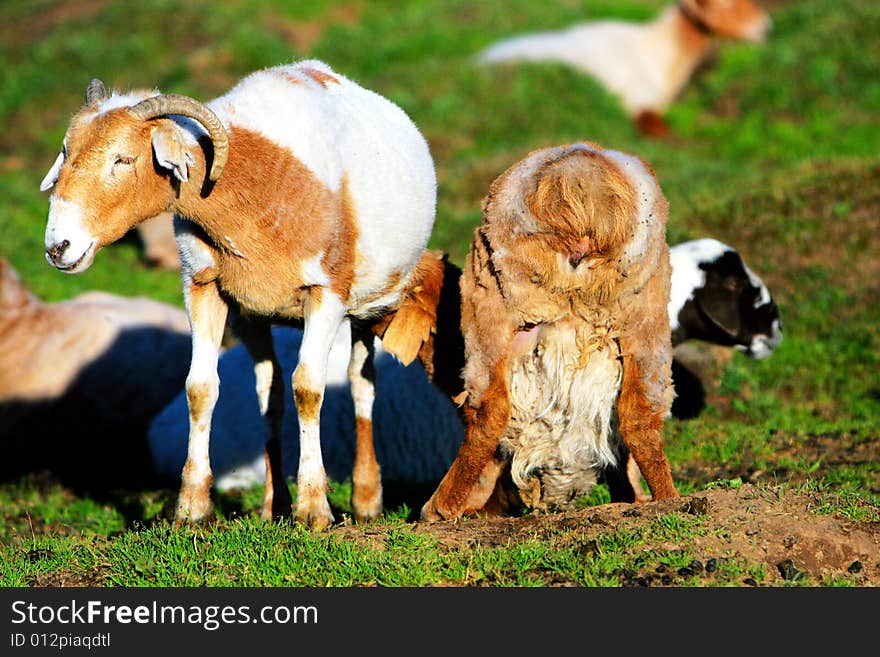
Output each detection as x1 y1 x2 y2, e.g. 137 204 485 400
0 0 878 587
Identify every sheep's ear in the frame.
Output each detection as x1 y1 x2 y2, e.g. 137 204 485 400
695 289 741 339
151 122 195 183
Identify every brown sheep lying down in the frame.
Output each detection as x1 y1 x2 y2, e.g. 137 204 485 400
420 142 679 521
0 257 191 488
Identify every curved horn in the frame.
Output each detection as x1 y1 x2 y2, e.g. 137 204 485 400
86 79 108 104
129 94 229 182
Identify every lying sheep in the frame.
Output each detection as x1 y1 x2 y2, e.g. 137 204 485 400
0 257 191 488
668 237 782 418
477 0 771 136
669 237 782 358
39 59 437 530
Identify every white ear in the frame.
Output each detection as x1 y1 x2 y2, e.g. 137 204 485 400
151 122 195 182
40 151 65 191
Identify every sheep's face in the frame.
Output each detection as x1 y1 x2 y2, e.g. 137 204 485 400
41 109 174 274
694 248 782 358
683 0 772 43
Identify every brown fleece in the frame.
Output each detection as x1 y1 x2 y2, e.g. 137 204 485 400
422 142 678 520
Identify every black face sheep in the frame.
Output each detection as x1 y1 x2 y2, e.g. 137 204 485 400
669 237 782 357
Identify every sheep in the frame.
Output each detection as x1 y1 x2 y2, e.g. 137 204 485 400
666 237 781 418
0 256 191 488
669 237 781 357
39 59 438 530
477 0 771 136
414 141 679 521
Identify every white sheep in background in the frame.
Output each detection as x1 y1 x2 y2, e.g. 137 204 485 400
147 236 781 511
477 0 771 136
0 257 191 487
40 59 437 530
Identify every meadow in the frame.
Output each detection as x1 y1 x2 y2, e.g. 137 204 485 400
0 0 877 587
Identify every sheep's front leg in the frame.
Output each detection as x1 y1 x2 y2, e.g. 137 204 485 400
175 279 228 524
348 321 382 523
421 357 511 521
230 315 292 520
292 290 346 531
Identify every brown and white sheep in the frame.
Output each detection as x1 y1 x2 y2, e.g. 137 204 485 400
0 257 191 487
39 59 437 530
477 0 771 136
420 142 679 521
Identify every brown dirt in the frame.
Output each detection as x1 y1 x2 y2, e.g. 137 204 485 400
333 484 880 587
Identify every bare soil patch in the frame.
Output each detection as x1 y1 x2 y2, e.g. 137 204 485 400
334 484 880 586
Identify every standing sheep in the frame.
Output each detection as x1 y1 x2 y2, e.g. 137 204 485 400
477 0 771 136
39 59 437 530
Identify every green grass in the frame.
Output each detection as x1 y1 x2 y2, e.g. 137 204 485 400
1 0 878 587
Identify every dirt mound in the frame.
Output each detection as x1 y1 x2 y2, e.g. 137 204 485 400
334 484 880 586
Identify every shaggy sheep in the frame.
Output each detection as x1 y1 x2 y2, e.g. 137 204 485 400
477 0 771 136
0 257 191 488
39 59 437 530
415 141 680 521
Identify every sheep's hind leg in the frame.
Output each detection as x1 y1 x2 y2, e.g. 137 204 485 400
175 280 228 524
291 291 346 531
231 315 292 520
348 320 382 523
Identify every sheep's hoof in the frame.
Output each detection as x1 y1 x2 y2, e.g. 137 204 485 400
294 498 335 532
174 487 215 525
419 495 452 523
351 484 383 524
